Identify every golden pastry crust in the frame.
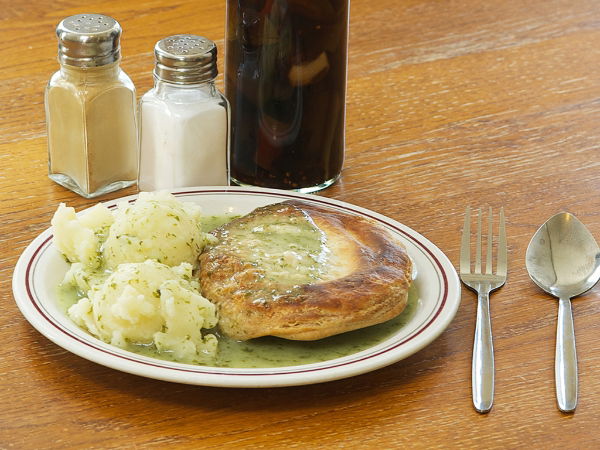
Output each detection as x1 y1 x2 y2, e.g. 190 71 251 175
199 200 413 341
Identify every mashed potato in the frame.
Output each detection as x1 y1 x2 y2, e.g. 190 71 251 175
52 191 213 272
63 262 106 295
51 203 114 269
103 191 213 269
68 260 218 363
52 192 219 364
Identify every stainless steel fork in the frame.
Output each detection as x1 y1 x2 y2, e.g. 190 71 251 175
460 206 507 413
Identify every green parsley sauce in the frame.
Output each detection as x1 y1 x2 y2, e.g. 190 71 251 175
211 284 418 368
58 284 418 368
213 212 328 286
201 214 239 232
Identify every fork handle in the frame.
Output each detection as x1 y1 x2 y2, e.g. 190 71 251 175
556 296 577 413
472 289 494 413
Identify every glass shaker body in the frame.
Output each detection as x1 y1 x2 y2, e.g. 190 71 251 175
225 0 350 192
139 79 230 191
45 62 138 198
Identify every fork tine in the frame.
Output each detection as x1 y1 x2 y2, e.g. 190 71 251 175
486 207 493 274
460 206 471 274
496 207 507 276
475 208 482 274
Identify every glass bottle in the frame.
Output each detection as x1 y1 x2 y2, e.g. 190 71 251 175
225 0 350 193
139 35 229 191
45 14 138 198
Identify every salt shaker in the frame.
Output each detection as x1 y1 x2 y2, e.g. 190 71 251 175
45 14 138 198
139 35 230 191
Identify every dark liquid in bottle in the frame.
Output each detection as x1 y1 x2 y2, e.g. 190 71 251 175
225 0 349 191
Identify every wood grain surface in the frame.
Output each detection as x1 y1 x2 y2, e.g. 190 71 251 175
2 0 600 448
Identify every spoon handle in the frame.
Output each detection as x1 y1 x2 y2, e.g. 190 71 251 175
472 289 494 413
556 297 578 413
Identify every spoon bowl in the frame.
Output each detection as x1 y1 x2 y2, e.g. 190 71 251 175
525 212 600 413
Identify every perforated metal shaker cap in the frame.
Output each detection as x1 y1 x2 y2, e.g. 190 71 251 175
154 35 218 84
56 14 121 67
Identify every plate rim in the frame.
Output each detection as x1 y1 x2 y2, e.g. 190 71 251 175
12 186 461 387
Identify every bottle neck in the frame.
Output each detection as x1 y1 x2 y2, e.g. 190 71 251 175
59 61 121 83
153 77 218 100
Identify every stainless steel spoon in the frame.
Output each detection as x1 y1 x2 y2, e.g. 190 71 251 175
525 212 600 413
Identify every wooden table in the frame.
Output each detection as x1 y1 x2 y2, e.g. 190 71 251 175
2 0 600 447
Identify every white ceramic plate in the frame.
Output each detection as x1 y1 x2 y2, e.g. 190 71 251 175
13 186 460 388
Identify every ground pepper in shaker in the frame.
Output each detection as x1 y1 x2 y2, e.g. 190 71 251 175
45 14 138 198
138 35 230 191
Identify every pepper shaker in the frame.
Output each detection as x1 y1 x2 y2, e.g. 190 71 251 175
45 14 138 198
